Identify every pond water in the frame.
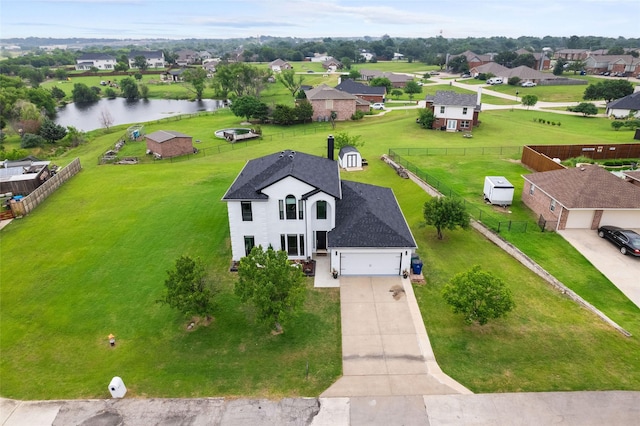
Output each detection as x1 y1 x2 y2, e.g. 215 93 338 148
55 98 226 132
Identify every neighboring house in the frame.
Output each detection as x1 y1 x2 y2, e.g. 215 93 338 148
451 50 494 69
338 146 363 171
425 90 481 132
469 62 509 78
606 91 640 119
269 58 292 72
304 84 368 121
0 160 51 196
322 57 343 72
221 148 417 277
584 55 640 76
358 70 413 88
360 51 374 62
145 130 194 158
198 51 213 60
75 53 116 70
163 68 186 82
470 63 559 84
175 49 198 66
624 171 640 187
128 50 165 69
309 54 333 62
515 48 551 71
335 78 386 103
522 165 640 231
203 59 220 74
554 49 590 61
392 53 405 61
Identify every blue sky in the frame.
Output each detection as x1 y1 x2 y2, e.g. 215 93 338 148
1 0 638 40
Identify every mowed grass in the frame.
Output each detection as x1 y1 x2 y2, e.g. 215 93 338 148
2 106 640 399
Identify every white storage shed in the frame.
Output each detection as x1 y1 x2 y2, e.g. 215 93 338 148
484 176 514 206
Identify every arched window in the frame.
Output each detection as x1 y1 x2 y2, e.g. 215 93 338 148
285 195 297 219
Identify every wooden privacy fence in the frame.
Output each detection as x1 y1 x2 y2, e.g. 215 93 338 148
11 158 82 217
522 143 640 172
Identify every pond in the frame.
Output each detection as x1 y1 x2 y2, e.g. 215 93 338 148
55 98 226 132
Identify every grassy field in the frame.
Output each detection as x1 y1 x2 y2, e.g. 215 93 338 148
2 80 640 399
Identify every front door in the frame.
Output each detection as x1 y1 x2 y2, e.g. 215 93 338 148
316 231 327 251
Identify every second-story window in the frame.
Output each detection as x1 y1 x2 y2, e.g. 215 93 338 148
317 201 327 219
286 195 297 219
463 107 468 115
241 201 253 221
440 106 445 114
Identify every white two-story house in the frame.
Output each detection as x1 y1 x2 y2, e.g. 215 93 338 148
222 146 417 278
75 53 117 70
425 90 481 132
128 50 165 69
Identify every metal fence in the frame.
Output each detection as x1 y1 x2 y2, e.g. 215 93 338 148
389 148 532 234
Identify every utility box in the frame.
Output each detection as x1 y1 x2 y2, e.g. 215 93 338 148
108 376 127 398
483 176 514 206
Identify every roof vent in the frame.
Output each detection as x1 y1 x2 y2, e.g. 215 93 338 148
289 154 294 159
279 154 284 158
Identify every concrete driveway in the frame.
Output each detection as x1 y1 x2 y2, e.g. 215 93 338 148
321 276 470 398
559 229 640 309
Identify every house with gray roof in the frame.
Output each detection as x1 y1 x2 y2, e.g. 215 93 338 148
335 78 386 103
425 90 481 132
522 165 640 231
128 50 165 69
268 58 292 72
305 84 369 122
606 92 640 119
359 70 413 88
75 53 116 71
222 147 417 279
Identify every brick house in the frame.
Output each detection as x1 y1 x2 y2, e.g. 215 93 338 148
554 49 589 62
269 58 292 72
425 90 481 132
522 165 640 231
450 50 494 69
145 130 194 159
584 55 640 76
335 78 386 103
304 84 368 121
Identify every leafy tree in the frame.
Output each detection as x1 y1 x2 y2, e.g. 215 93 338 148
294 100 313 123
27 87 56 117
508 76 521 86
583 80 634 102
183 67 208 100
494 51 517 67
512 53 536 69
20 133 45 148
417 108 435 129
448 55 469 73
104 87 117 99
276 69 304 97
65 126 86 147
553 59 566 76
229 95 269 122
54 68 68 80
391 89 403 99
72 83 99 103
50 86 66 101
369 77 392 94
213 62 271 99
611 121 625 131
333 132 364 151
607 46 625 55
404 81 422 101
133 55 149 70
566 60 586 74
521 94 538 109
423 196 469 240
441 265 515 325
157 256 217 321
134 72 143 81
348 69 361 80
120 77 139 100
272 104 296 125
139 83 149 100
114 62 129 72
570 102 599 116
39 118 67 143
235 246 306 333
340 57 353 70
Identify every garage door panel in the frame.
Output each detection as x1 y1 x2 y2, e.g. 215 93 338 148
601 210 640 229
340 252 401 276
565 210 594 228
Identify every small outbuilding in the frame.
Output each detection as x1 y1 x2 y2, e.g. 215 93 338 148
0 160 51 196
145 130 194 159
338 146 363 170
483 176 514 206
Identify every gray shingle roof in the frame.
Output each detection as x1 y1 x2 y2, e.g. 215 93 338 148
338 146 359 157
145 130 190 143
523 165 640 209
305 84 358 101
335 79 386 96
430 90 478 107
607 92 640 110
77 53 116 61
329 181 417 248
222 150 341 200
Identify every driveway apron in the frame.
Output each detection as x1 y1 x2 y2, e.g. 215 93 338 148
321 276 470 397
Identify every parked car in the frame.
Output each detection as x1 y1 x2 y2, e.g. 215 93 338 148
521 81 537 87
460 73 471 78
371 103 385 110
597 226 640 256
429 71 440 75
486 77 503 85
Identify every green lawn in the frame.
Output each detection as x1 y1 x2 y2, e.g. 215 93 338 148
2 94 640 399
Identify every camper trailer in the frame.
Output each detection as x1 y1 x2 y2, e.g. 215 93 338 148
483 176 514 206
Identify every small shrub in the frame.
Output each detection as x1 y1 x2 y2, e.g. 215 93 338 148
351 110 365 120
611 121 624 131
20 133 45 148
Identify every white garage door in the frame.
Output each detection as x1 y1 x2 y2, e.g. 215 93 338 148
565 210 594 229
600 210 640 229
340 252 402 276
